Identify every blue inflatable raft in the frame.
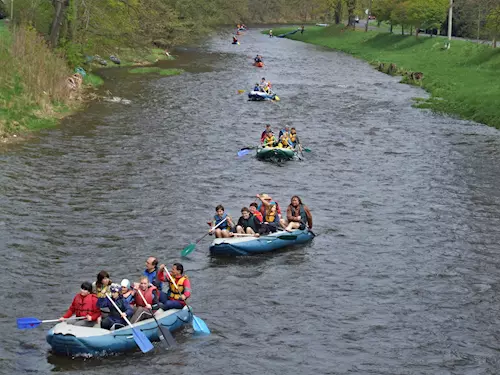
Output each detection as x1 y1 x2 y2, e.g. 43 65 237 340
248 90 279 101
209 229 315 256
46 307 192 356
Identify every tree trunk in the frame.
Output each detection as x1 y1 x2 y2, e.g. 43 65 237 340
68 0 78 41
334 0 342 25
347 0 356 29
401 25 404 35
49 0 69 48
390 22 393 33
494 37 497 48
410 26 413 35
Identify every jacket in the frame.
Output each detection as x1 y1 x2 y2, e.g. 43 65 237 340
63 293 101 321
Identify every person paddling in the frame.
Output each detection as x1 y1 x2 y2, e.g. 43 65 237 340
59 282 101 327
97 284 134 330
130 276 160 323
210 204 233 238
157 263 191 310
261 124 272 143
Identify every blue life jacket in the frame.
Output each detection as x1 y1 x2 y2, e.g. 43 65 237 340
214 213 229 229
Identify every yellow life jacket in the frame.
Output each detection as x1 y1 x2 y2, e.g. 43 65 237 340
169 275 189 300
93 282 111 298
265 207 276 222
290 133 297 143
264 135 275 147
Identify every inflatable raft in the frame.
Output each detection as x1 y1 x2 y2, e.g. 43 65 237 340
248 91 278 101
256 146 296 161
254 61 264 67
209 229 315 256
46 307 192 356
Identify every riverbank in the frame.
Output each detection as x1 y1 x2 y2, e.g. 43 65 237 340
0 20 178 141
0 21 77 141
269 25 500 129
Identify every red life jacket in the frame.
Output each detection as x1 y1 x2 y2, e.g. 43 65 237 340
63 293 101 320
134 286 157 307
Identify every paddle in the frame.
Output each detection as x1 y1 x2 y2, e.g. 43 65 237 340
237 89 245 94
106 294 154 353
162 267 211 335
181 216 228 256
136 289 176 348
17 316 85 330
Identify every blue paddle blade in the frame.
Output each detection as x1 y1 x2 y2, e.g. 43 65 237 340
237 149 251 157
17 317 42 329
192 315 211 335
131 327 154 353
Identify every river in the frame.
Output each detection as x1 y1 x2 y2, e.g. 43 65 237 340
1 28 500 375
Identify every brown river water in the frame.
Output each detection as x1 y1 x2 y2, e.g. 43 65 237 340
1 28 500 375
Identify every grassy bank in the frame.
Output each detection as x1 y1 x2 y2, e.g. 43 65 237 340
269 26 500 128
0 21 77 139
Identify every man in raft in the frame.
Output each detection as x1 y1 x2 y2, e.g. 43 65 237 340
157 263 191 310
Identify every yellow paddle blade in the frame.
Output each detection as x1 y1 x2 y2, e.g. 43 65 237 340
237 89 245 94
274 96 280 101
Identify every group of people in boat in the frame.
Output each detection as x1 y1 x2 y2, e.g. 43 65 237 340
260 124 300 150
209 194 313 238
252 77 273 94
58 260 191 330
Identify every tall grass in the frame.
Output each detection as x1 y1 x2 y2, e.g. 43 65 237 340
272 26 500 129
0 23 74 137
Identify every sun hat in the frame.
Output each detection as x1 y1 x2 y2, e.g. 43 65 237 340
260 193 272 200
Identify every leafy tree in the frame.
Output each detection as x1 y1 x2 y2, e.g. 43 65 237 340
405 0 448 37
485 5 500 46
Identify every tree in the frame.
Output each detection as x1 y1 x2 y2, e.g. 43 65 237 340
485 5 500 46
347 0 357 27
372 0 399 31
406 0 448 37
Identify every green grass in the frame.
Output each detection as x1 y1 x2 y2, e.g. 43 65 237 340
128 67 184 76
270 25 500 128
83 73 104 87
0 21 75 138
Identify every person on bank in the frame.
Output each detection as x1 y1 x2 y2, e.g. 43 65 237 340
59 281 101 327
158 263 191 310
97 283 134 330
285 195 313 232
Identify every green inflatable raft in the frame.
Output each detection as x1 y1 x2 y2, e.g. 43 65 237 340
256 147 297 161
